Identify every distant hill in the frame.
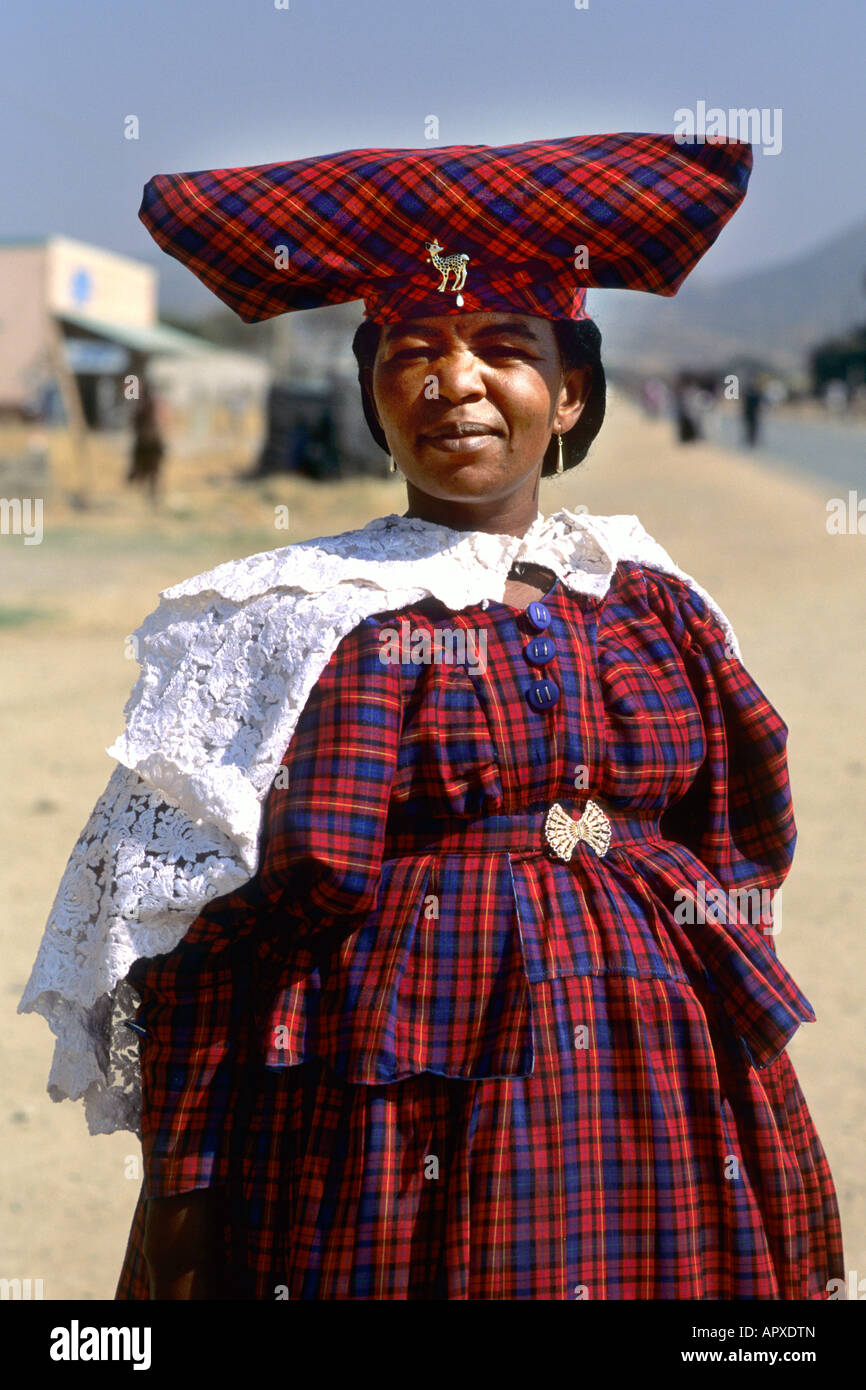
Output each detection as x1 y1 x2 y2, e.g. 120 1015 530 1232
592 217 866 376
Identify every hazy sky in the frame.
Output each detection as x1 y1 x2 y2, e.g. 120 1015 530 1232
2 0 863 315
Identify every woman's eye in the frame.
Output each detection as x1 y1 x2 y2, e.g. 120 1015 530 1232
482 344 533 359
387 343 535 364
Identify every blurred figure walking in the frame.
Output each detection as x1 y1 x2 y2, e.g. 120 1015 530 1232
127 376 165 505
640 377 668 418
742 379 763 447
673 374 702 443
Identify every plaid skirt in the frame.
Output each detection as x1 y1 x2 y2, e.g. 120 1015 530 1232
116 970 842 1299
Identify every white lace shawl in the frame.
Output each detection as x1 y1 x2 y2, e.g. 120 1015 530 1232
17 507 740 1136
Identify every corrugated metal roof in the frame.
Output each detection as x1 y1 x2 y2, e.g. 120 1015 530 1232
57 308 212 356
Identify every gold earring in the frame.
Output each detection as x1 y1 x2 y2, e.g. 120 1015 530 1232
556 429 564 474
389 454 397 473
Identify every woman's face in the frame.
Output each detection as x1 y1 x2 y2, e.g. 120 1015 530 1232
369 311 589 514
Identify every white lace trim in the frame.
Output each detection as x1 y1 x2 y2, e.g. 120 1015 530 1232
17 508 739 1134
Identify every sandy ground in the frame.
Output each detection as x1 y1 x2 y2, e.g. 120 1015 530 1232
1 393 863 1299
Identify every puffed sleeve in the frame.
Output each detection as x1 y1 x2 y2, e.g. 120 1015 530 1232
648 571 796 905
132 616 403 1198
644 569 815 1068
238 614 405 936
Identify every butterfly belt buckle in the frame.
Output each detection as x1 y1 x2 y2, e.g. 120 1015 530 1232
544 799 612 861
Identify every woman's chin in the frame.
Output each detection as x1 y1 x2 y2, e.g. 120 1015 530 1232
406 446 510 491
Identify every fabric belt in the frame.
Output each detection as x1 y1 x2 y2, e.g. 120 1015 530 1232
384 799 664 860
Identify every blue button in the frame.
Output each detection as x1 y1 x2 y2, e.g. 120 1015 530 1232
524 635 556 666
526 678 560 711
526 601 552 630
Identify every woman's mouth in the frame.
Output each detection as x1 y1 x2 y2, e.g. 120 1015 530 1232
420 422 502 453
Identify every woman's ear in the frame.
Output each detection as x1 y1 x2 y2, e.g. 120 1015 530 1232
555 364 592 433
359 370 390 453
361 360 383 426
367 373 383 430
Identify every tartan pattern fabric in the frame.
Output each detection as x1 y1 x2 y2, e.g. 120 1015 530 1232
116 561 843 1299
138 133 752 325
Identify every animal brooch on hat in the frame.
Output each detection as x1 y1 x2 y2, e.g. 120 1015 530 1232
424 238 470 307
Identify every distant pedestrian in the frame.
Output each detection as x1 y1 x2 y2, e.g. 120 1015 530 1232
673 376 702 443
640 378 667 418
742 381 763 447
127 378 165 504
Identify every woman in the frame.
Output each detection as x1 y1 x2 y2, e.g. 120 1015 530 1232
20 133 843 1299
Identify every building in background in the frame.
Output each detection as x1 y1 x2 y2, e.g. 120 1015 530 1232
0 235 270 450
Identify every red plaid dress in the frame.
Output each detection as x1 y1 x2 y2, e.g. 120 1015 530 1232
115 561 843 1300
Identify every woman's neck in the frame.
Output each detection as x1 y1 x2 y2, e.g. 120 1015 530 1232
402 481 541 538
503 561 556 610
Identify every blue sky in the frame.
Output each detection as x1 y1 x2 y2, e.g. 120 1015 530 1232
2 0 863 314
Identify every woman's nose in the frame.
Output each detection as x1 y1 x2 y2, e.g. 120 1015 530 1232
434 349 485 400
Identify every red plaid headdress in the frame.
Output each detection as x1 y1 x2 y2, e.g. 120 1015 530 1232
139 133 752 325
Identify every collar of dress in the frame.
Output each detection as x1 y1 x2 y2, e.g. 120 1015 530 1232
18 507 740 1134
155 506 696 609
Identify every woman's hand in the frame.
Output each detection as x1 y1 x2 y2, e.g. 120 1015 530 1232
143 1189 223 1300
